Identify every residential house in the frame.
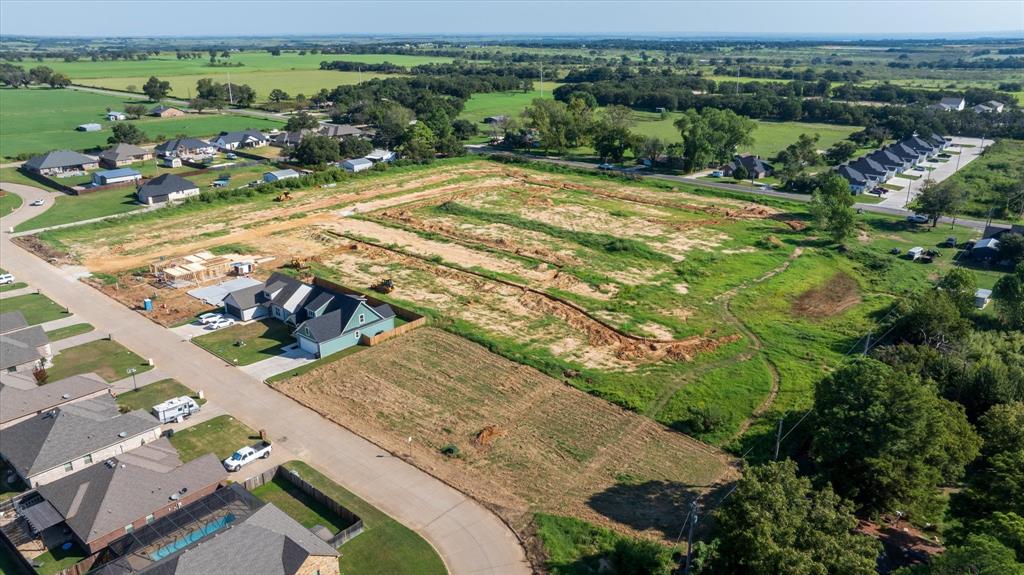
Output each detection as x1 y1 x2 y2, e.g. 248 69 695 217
721 155 774 179
0 373 109 430
341 158 373 173
972 237 1001 261
364 149 396 163
106 111 127 121
904 136 940 158
933 97 966 111
975 288 993 309
889 141 928 166
21 438 226 554
973 100 1005 114
22 150 99 176
0 394 161 487
865 149 910 174
91 168 142 187
77 123 102 132
136 174 200 205
94 486 339 575
926 133 950 150
150 105 185 118
263 169 300 183
318 123 365 139
983 223 1024 239
213 130 269 150
98 143 153 168
836 164 870 194
849 156 892 182
222 273 396 357
0 311 52 375
154 138 216 161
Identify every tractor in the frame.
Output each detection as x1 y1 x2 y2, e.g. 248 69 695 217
371 278 395 294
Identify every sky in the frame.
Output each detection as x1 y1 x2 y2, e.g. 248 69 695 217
0 1 1022 39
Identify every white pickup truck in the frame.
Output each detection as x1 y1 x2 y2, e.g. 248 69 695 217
222 441 272 472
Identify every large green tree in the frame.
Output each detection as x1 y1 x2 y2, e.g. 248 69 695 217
937 268 979 315
398 122 437 161
673 107 755 171
710 460 879 575
292 134 339 166
912 180 968 227
994 264 1024 329
522 98 574 154
896 535 1024 575
813 358 981 519
107 123 146 145
809 172 857 244
284 110 319 133
142 76 171 101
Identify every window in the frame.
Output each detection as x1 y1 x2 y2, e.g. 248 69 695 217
84 454 93 465
145 514 155 525
354 331 361 340
124 524 134 534
64 462 74 472
358 314 365 324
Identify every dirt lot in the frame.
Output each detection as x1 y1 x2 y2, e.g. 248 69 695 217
792 272 862 318
274 328 736 541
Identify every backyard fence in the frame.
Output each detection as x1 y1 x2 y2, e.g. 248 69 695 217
311 277 426 346
242 465 364 548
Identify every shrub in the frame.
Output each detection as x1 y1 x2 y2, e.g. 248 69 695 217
440 444 460 458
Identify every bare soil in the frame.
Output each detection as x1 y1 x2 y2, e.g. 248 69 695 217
274 328 736 541
792 272 862 318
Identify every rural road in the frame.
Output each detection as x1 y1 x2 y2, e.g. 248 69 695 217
68 84 290 122
0 182 531 575
469 147 992 231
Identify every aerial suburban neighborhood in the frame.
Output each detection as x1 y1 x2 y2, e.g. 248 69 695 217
0 2 1022 575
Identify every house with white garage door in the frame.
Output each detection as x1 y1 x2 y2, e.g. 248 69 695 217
221 273 395 357
136 174 200 205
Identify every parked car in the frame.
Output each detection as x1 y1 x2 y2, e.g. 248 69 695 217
225 153 237 160
205 317 235 330
597 163 614 170
710 170 724 177
907 214 929 224
197 312 222 325
223 441 272 472
0 274 15 285
152 396 201 424
30 199 45 206
944 237 957 248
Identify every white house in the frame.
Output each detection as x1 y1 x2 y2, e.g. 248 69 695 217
365 149 396 163
263 169 300 183
106 111 127 121
213 130 269 150
974 100 1005 114
341 158 373 173
935 97 966 111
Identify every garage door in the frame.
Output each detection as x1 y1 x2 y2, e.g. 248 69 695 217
297 335 319 356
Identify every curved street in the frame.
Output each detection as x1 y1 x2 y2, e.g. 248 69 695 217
0 182 531 575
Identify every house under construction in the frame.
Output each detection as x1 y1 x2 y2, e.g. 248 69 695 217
150 251 234 287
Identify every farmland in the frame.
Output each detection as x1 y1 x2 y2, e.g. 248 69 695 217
0 88 284 158
32 158 989 453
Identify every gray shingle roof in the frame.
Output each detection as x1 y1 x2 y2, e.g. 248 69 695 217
137 174 199 202
36 438 225 546
223 284 267 310
295 295 386 343
155 138 210 154
1 395 159 479
850 157 887 177
23 150 97 171
0 325 49 370
0 373 108 425
0 311 29 334
216 130 268 145
146 503 337 575
837 164 867 185
98 143 150 163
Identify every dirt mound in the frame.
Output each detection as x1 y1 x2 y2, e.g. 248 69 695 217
792 272 862 318
474 425 506 449
14 235 72 263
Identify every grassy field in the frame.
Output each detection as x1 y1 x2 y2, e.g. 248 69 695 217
0 88 284 158
536 513 673 575
44 322 93 341
14 187 142 232
270 461 446 575
46 338 152 383
458 86 558 123
0 292 68 324
192 319 293 365
941 139 1024 220
251 476 354 534
630 112 861 159
168 414 259 462
114 378 205 413
0 188 22 215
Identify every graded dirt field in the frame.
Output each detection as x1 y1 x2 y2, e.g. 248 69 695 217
273 327 737 541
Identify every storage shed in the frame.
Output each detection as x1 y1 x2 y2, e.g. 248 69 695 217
76 123 102 132
972 238 1001 261
91 168 142 186
341 158 373 173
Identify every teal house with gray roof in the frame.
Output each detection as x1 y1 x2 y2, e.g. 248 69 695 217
222 273 395 358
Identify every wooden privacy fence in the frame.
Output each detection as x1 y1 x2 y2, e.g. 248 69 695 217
242 465 364 548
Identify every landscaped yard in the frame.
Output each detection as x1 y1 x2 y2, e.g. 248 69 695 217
0 281 28 292
45 338 152 383
13 187 143 232
29 542 86 575
44 322 94 341
168 414 259 462
272 461 446 575
192 319 294 365
0 293 68 325
251 475 355 535
114 378 205 413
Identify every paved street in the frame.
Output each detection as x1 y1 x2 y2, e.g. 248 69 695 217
0 182 531 575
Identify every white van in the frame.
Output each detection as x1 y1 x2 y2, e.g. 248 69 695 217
152 396 201 424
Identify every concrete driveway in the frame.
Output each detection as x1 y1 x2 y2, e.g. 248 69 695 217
240 343 318 381
0 182 530 575
878 137 991 210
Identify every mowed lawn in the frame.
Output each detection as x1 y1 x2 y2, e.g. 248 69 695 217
0 293 68 325
167 414 260 462
458 87 559 123
46 338 153 383
115 378 205 413
629 111 861 159
0 188 22 215
14 187 142 232
192 319 294 365
0 88 283 158
270 461 446 575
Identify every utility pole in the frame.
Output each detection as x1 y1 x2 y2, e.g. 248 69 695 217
539 65 544 98
226 69 234 106
863 331 872 355
774 418 783 460
684 500 699 575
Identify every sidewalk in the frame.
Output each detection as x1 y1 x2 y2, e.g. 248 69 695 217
0 285 35 299
50 330 104 352
39 315 82 331
239 343 317 381
110 367 168 394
